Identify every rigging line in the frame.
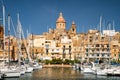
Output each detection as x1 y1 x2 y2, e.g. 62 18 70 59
10 17 17 37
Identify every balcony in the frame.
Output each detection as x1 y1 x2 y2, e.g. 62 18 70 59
85 53 111 59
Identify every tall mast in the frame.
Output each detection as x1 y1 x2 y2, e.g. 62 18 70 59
108 23 111 64
27 29 32 61
32 33 34 59
2 5 5 62
88 35 89 62
99 16 102 60
17 13 22 66
8 15 10 67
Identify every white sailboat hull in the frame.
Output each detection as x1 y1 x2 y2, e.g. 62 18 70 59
96 69 107 76
20 70 25 75
3 72 20 78
33 64 42 70
0 73 3 79
83 67 95 74
113 70 120 76
25 67 33 73
33 66 42 70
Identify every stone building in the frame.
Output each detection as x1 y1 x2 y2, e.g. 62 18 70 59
1 12 120 62
29 12 77 60
28 12 120 61
0 25 4 59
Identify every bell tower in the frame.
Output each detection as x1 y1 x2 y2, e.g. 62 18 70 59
56 12 66 30
70 21 76 34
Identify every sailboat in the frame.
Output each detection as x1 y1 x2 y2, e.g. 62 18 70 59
94 16 108 76
25 29 42 71
16 13 34 73
2 14 21 78
95 17 116 76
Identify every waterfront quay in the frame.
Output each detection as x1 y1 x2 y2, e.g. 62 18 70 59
43 64 72 68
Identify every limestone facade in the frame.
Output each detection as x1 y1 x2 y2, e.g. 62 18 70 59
28 13 120 61
0 13 120 61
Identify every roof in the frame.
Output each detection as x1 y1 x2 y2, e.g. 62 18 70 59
56 12 66 23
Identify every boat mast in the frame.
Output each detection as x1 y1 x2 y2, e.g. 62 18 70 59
8 15 10 67
99 16 102 61
17 13 22 66
108 23 111 64
32 33 34 59
26 29 32 61
2 4 6 63
88 35 90 62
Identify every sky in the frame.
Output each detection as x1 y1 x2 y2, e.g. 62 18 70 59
0 0 120 37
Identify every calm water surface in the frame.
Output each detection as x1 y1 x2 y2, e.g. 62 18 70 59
4 67 120 80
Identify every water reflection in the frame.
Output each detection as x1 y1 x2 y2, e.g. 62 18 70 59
3 67 120 80
31 67 83 80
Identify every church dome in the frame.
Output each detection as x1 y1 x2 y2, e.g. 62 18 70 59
56 12 66 23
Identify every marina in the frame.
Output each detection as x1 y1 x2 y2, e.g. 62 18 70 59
0 0 120 80
1 67 120 80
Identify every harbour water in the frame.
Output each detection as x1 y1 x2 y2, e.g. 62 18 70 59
3 67 120 80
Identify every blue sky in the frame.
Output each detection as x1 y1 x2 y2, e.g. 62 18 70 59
0 0 120 36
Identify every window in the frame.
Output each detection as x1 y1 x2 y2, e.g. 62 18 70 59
86 49 88 52
102 54 104 57
97 49 99 51
69 45 71 48
86 53 88 56
102 49 104 51
97 54 99 56
46 49 48 54
101 45 104 47
60 23 61 27
90 40 92 42
96 44 99 47
72 28 74 32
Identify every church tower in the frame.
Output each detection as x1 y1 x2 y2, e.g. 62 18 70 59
56 12 66 30
70 21 76 34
